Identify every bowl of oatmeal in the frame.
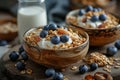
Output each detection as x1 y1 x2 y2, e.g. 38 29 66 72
0 18 18 41
23 24 89 69
66 5 120 46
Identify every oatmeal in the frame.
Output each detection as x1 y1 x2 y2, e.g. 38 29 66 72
67 5 119 29
0 22 18 33
24 24 86 49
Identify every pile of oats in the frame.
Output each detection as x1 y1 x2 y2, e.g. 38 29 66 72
0 22 18 33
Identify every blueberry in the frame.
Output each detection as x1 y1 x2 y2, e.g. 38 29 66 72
90 63 98 71
79 9 85 16
40 30 48 38
48 23 57 31
115 40 120 49
106 46 118 57
43 25 49 30
18 45 24 54
93 8 98 12
79 65 88 74
53 72 64 80
91 15 99 22
16 61 25 71
99 14 107 21
51 36 60 44
86 5 93 12
60 35 69 43
45 68 55 77
9 51 19 61
97 8 102 11
0 40 8 46
21 51 28 61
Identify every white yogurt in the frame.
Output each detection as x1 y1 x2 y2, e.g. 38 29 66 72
18 6 47 42
38 38 72 49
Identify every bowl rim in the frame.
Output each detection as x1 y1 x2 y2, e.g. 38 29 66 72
23 26 89 51
66 9 120 31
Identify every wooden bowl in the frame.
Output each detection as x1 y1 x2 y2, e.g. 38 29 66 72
0 18 18 41
66 10 120 46
23 27 89 69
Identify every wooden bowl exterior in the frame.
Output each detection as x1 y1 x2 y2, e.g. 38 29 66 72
23 27 89 69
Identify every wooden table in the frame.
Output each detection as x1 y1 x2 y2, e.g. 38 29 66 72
1 42 120 80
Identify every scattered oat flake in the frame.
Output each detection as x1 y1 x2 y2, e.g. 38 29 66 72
20 70 26 74
114 66 120 69
71 66 77 71
64 76 69 80
103 68 111 73
26 69 33 75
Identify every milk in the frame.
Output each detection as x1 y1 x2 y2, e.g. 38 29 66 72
18 6 47 42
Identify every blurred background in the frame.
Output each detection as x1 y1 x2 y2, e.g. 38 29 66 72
0 0 119 24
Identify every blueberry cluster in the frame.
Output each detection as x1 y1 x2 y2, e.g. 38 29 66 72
79 63 98 74
106 40 120 57
0 40 8 46
9 45 28 71
45 68 64 80
79 5 107 22
40 23 70 45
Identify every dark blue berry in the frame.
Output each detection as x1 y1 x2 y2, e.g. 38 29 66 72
106 46 118 57
48 23 57 31
86 5 93 12
45 68 55 77
115 40 120 49
79 65 88 74
93 8 98 12
0 40 8 46
91 15 99 22
90 63 98 71
43 25 49 30
16 61 25 71
60 35 69 43
53 72 63 80
99 14 107 21
40 30 48 38
79 9 85 16
51 36 60 44
18 45 24 54
97 8 102 11
9 51 19 61
21 51 28 61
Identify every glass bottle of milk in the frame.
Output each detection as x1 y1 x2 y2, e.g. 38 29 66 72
18 0 47 42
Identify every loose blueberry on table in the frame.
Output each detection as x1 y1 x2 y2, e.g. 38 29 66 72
21 51 28 61
106 46 118 57
9 51 19 61
45 68 56 77
18 45 24 54
16 61 25 71
115 40 120 49
79 65 88 74
90 63 98 71
53 72 64 80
